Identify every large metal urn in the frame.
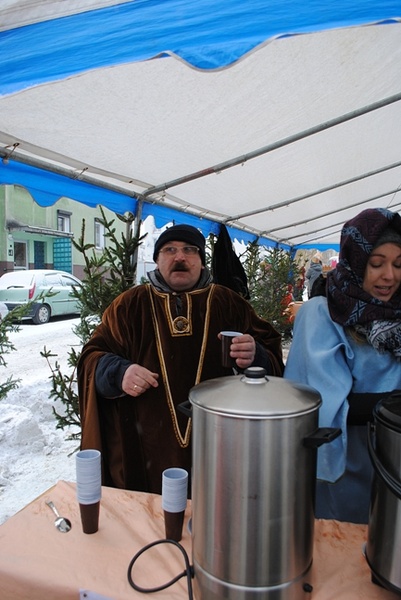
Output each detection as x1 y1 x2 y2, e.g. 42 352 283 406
185 367 340 600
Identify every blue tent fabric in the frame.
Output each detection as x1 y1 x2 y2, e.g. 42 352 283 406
0 161 136 213
0 159 230 241
0 160 283 247
0 0 400 251
1 0 399 96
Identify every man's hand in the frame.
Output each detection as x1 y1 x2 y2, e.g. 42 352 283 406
122 364 159 397
219 333 256 369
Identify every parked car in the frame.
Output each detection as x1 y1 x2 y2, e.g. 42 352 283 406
0 269 81 324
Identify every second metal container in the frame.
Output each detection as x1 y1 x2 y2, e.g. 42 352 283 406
366 393 401 595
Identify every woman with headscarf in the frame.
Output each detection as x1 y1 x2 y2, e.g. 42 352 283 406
284 208 401 523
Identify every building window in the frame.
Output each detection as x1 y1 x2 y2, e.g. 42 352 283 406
57 211 71 233
95 219 105 249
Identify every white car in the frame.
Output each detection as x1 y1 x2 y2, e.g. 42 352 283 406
0 269 81 324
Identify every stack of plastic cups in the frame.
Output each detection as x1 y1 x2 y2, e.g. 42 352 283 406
76 449 102 534
162 468 188 542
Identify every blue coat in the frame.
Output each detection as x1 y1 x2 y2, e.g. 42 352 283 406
284 296 401 523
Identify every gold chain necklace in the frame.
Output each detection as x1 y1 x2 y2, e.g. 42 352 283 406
147 285 215 448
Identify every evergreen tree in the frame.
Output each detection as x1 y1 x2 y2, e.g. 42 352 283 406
0 311 22 400
1 298 52 400
42 207 145 440
241 242 301 340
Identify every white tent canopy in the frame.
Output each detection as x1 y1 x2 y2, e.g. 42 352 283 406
1 1 401 250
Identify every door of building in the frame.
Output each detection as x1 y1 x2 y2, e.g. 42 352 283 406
34 241 45 268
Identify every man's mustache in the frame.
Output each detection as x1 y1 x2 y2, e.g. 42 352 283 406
172 264 189 272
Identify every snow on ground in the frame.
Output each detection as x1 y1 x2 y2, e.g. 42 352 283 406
0 316 81 524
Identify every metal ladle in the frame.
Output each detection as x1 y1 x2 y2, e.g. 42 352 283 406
46 500 72 533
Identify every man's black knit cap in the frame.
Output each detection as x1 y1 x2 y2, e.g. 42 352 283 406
153 224 206 265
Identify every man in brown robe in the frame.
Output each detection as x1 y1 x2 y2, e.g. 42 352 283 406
78 224 284 494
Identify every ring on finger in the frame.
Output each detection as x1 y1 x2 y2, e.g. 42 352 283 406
134 384 138 391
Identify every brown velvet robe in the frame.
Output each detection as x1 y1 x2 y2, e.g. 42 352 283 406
78 283 283 494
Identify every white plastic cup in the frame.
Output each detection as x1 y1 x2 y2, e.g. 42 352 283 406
162 468 188 513
76 449 102 534
76 449 102 504
162 467 188 542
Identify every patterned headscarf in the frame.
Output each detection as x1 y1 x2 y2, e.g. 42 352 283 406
327 208 401 358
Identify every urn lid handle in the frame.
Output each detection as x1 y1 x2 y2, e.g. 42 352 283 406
242 367 268 383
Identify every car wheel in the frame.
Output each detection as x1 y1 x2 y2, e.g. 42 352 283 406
32 304 51 324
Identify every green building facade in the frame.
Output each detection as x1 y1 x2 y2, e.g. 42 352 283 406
0 185 126 280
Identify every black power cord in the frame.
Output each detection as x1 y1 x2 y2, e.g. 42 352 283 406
127 539 194 599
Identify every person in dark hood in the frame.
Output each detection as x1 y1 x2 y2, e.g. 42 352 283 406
285 208 401 524
212 223 250 299
78 224 284 495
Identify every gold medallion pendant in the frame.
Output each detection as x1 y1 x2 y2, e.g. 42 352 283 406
173 316 190 333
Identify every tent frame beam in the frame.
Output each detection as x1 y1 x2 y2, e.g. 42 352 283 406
271 188 401 238
142 92 401 199
234 160 401 225
1 93 400 250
